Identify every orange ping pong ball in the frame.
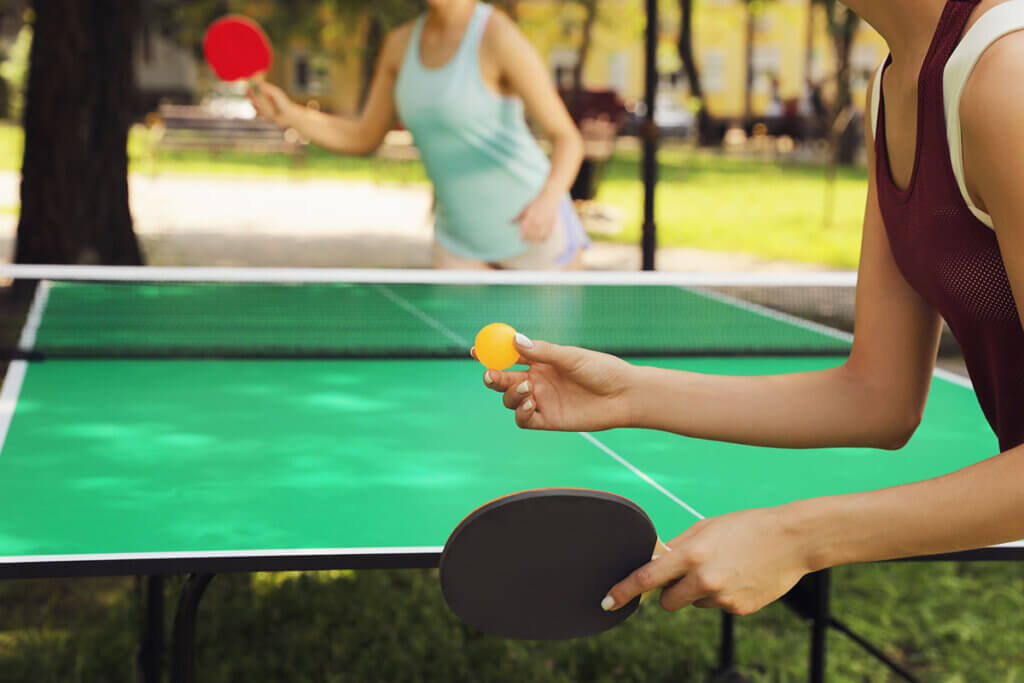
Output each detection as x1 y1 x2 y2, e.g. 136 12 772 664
475 323 519 370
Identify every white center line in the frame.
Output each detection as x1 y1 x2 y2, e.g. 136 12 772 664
579 432 705 520
373 284 470 348
369 283 705 519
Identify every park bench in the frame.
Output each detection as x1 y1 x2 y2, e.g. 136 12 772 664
148 104 307 159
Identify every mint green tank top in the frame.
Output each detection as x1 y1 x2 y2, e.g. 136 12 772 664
394 3 563 262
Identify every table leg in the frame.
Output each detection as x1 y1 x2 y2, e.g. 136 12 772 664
808 570 829 683
137 575 164 683
709 612 755 682
719 611 735 671
782 569 918 683
170 573 215 683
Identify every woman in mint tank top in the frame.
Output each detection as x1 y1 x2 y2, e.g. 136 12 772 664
480 0 1024 629
250 0 588 270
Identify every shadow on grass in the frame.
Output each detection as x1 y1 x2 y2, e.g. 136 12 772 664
1 562 1023 682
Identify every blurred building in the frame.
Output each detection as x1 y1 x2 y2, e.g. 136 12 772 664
520 0 887 131
136 31 199 112
132 0 887 135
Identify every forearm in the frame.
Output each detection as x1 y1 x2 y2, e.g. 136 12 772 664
787 443 1024 569
625 362 915 449
538 130 584 201
282 105 379 156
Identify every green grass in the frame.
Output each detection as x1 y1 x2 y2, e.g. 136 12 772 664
1 124 867 266
0 124 22 170
126 126 429 185
0 123 427 184
595 147 867 267
1 562 1022 682
123 136 867 267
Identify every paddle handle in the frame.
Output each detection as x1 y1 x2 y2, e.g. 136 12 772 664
640 537 672 604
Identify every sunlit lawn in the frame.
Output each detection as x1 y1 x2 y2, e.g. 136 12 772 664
0 123 428 184
0 124 20 169
597 146 867 268
1 123 866 267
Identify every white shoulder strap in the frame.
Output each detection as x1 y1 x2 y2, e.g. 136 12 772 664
870 59 886 141
468 3 494 51
944 0 1024 230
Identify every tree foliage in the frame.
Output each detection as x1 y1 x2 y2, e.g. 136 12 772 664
676 0 714 142
173 0 419 110
0 21 31 121
174 0 416 60
565 0 599 117
820 0 861 164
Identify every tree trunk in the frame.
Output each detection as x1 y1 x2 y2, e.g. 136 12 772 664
804 0 816 87
743 1 755 129
802 0 820 140
16 0 142 265
677 0 713 144
828 9 859 165
359 16 383 110
569 0 598 119
823 6 859 228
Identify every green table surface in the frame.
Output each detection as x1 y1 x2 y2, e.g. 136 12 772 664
0 355 1004 577
0 277 1013 578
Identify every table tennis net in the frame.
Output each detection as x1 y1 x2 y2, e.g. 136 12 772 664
0 268 861 360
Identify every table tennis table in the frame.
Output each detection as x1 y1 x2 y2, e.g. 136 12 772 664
0 266 1018 683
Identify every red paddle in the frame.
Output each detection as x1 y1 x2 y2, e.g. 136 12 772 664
439 488 669 640
202 15 273 84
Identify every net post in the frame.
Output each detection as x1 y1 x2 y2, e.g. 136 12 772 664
641 0 659 272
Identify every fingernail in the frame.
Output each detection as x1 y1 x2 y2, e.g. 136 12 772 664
516 381 530 394
601 595 615 611
484 372 494 385
522 398 535 411
514 333 533 349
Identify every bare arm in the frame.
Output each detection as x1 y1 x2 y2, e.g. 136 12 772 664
603 43 1024 616
486 11 583 203
799 27 1024 568
250 27 409 156
475 11 583 241
488 70 940 448
621 73 941 449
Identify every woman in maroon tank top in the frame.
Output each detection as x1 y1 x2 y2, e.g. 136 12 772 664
480 0 1024 617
